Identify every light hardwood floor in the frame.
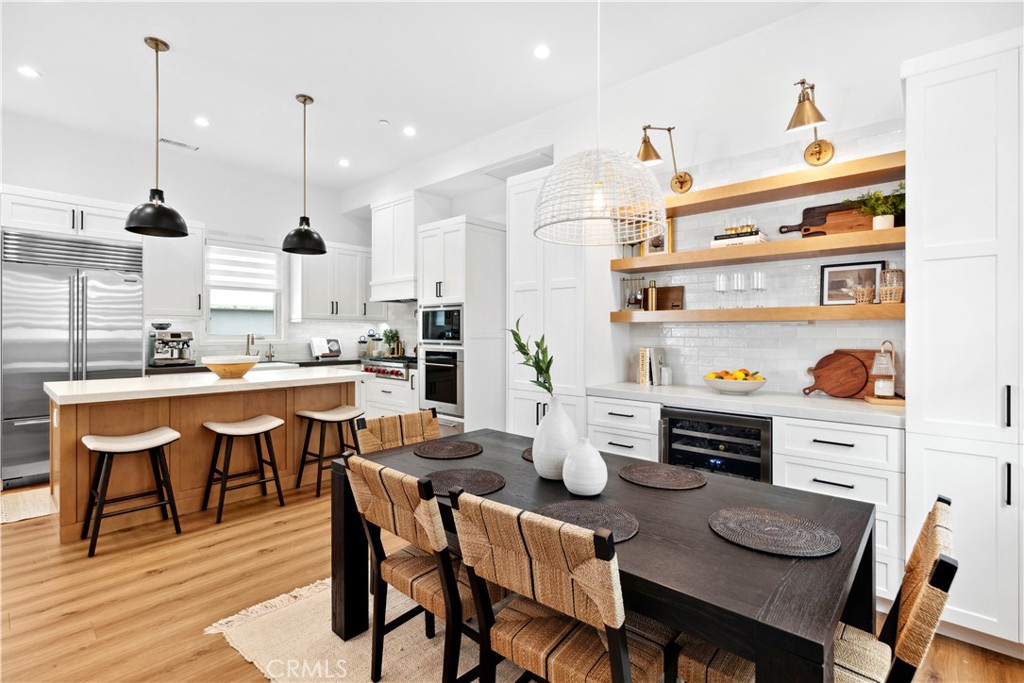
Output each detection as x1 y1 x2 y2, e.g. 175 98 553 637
2 484 1022 682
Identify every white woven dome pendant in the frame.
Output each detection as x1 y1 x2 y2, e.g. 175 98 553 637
533 148 666 245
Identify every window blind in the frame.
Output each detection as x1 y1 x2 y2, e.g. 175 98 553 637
205 243 280 290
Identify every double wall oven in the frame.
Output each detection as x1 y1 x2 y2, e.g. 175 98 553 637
418 304 464 418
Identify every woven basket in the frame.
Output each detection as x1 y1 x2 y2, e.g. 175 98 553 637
879 285 904 304
853 286 876 305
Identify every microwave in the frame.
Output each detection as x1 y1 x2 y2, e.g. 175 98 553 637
420 306 462 345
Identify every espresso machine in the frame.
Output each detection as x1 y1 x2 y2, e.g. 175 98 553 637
149 330 195 367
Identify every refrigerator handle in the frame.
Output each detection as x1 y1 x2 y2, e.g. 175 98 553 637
80 275 89 380
68 275 77 380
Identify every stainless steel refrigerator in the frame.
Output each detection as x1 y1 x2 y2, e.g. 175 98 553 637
1 230 143 489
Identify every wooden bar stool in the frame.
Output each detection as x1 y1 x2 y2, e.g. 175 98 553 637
295 405 364 497
201 415 285 523
80 426 182 557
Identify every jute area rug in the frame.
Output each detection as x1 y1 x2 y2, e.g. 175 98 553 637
206 579 523 683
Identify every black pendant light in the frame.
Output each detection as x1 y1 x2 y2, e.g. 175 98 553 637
282 94 327 255
126 37 188 238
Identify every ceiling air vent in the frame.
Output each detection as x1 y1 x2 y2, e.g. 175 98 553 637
159 137 199 152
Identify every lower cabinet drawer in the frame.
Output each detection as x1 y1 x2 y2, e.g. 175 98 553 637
587 426 658 462
876 553 904 602
366 381 416 410
772 454 905 517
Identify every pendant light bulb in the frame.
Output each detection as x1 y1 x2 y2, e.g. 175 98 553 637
282 94 327 255
126 36 188 238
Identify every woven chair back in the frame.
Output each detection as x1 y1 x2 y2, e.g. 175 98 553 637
452 492 625 631
894 498 956 667
355 410 440 453
343 454 447 554
401 410 442 444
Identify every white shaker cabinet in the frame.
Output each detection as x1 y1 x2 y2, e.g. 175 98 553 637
143 225 205 318
296 245 386 322
360 253 387 319
417 220 466 305
1 187 140 243
369 191 449 302
507 389 585 439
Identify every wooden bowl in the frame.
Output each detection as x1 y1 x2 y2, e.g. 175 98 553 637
201 356 259 379
703 377 767 395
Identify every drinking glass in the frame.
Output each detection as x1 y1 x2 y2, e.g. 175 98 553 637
732 272 747 308
714 273 730 309
751 271 767 307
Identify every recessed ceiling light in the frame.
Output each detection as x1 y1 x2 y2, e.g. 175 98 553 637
378 119 390 126
338 159 350 167
193 116 210 127
533 44 551 60
403 126 416 137
17 65 39 78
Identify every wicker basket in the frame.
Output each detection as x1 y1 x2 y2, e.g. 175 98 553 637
853 286 876 305
880 285 904 304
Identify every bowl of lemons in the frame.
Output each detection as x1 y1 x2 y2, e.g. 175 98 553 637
703 368 767 395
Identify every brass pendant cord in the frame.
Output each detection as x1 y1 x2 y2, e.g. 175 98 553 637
302 99 307 217
154 46 160 190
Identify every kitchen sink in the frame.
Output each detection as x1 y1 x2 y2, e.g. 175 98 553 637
249 362 300 370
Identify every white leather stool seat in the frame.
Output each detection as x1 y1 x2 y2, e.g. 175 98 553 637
82 426 181 453
296 405 364 423
203 414 284 436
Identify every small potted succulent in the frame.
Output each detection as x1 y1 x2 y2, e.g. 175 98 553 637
845 181 906 230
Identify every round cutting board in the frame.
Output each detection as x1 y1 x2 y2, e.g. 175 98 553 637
803 351 868 398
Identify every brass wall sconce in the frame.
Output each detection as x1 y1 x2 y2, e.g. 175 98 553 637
636 125 693 193
786 79 834 167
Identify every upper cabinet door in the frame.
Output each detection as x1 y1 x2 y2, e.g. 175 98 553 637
391 197 416 281
506 173 547 394
1 194 75 235
143 226 204 318
359 253 387 320
79 204 139 243
905 49 1021 443
440 225 465 303
370 203 395 284
418 227 444 304
300 249 336 320
333 249 362 318
542 239 585 397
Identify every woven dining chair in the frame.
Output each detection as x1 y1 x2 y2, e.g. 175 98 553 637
353 409 441 453
450 488 680 683
676 495 958 683
342 454 502 683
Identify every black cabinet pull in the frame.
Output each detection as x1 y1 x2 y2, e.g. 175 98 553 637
198 293 202 311
71 209 76 231
542 402 549 417
80 210 85 231
608 411 635 418
812 477 855 490
381 389 392 395
1007 463 1013 506
363 303 367 316
608 441 634 449
535 402 540 426
812 438 855 448
1006 385 1012 428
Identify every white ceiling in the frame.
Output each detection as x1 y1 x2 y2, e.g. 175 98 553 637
2 2 812 191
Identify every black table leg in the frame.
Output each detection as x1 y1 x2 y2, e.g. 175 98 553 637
841 527 877 634
332 463 368 640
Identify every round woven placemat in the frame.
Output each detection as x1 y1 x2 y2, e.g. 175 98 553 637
533 501 639 543
521 447 533 462
427 468 505 497
619 463 707 490
413 440 483 459
708 507 841 558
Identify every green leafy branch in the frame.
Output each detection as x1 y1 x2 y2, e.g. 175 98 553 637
508 316 553 396
843 181 906 217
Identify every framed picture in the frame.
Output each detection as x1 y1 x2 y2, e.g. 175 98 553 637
640 218 674 256
325 338 342 357
820 261 885 305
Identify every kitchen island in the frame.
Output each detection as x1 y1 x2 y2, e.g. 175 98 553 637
43 367 369 543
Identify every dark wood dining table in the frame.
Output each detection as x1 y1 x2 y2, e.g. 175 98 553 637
331 429 875 683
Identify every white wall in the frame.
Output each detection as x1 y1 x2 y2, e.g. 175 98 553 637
450 184 506 225
1 112 369 246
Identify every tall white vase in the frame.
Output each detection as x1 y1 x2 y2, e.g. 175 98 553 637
532 395 578 480
563 437 608 496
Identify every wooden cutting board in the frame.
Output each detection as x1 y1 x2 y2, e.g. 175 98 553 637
837 348 893 400
779 204 873 237
803 351 869 398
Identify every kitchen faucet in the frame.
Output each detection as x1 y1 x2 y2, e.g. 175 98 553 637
245 333 255 357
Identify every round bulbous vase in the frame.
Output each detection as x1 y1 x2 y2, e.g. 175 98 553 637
562 437 608 496
872 214 895 230
532 395 578 480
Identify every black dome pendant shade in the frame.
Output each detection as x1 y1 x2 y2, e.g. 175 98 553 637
282 216 326 255
126 188 188 238
127 36 188 238
282 94 326 255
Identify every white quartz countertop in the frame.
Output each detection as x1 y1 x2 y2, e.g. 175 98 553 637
44 367 371 406
586 382 906 429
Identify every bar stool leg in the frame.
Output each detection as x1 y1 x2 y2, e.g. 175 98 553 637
254 434 268 496
296 419 313 489
81 451 105 540
264 431 285 507
315 420 327 498
156 445 182 534
88 453 113 557
148 448 169 520
202 434 223 511
216 436 235 524
346 418 361 454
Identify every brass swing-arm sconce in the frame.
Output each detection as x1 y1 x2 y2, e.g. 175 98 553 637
787 78 834 167
636 124 693 193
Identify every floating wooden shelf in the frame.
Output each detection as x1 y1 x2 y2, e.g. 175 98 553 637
609 304 905 324
612 228 906 273
664 151 906 218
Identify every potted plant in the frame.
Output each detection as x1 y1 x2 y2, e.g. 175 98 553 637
382 328 400 356
844 182 905 230
509 316 578 480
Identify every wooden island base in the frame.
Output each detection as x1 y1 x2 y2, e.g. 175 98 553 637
50 382 356 544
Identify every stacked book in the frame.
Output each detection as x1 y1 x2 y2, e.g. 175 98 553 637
636 347 666 385
710 229 769 248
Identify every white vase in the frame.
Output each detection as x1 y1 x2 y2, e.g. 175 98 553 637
872 214 895 230
532 395 578 480
562 437 608 496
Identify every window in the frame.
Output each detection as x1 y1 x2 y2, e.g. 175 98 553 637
205 242 282 337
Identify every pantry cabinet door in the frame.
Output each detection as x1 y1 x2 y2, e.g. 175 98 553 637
439 225 465 303
418 227 444 304
506 173 546 394
300 250 336 320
